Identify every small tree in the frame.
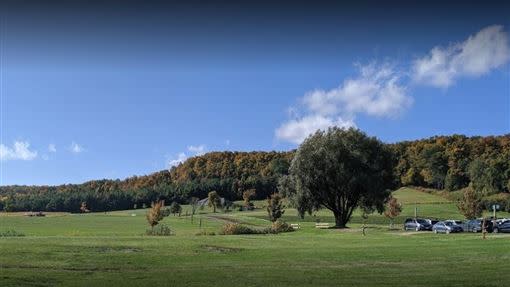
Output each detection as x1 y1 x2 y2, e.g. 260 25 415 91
190 197 199 223
169 202 182 216
223 200 233 213
208 191 221 213
243 189 256 210
80 202 90 213
457 186 483 219
190 197 199 215
384 197 402 229
266 193 285 222
146 200 164 231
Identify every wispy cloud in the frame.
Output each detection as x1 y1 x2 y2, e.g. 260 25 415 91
187 145 206 156
276 25 510 144
276 62 411 144
412 25 510 88
0 141 38 161
167 144 208 168
69 142 84 153
276 115 355 145
48 144 57 153
168 152 187 167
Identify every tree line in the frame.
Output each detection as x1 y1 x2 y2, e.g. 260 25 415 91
0 135 508 212
392 134 510 193
0 152 293 212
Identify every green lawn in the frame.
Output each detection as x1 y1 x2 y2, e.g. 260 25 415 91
1 187 510 287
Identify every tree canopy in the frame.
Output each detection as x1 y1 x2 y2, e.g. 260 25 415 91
283 128 396 228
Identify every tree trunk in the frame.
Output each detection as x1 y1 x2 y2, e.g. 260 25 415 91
334 212 347 228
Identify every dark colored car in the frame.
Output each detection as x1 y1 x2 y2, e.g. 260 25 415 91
444 220 464 232
493 220 510 233
404 218 432 231
465 219 493 233
432 221 463 234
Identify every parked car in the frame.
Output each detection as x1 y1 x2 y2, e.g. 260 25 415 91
444 220 464 232
465 219 493 233
493 220 510 233
494 218 510 226
425 219 440 226
432 221 463 234
404 218 432 231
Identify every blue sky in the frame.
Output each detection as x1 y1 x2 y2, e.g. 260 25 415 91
1 1 509 185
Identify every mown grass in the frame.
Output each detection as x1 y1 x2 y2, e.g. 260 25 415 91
1 187 509 287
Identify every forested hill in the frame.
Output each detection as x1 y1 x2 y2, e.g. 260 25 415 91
391 134 510 193
0 151 294 212
1 135 509 212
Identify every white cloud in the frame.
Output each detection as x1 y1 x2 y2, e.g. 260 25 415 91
303 63 411 118
167 144 207 168
276 62 411 144
168 152 187 167
276 25 509 144
0 141 38 161
48 144 57 153
275 115 355 144
70 142 84 153
187 144 206 156
413 25 510 88
225 139 230 146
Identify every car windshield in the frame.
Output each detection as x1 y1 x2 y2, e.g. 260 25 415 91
417 219 428 224
445 222 453 226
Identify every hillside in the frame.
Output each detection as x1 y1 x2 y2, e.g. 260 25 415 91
1 134 509 212
392 187 451 204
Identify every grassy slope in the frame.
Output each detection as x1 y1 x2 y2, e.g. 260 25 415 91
1 187 510 287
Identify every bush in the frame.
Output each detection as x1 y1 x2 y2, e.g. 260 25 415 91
219 221 294 235
146 224 173 236
267 220 294 234
169 202 182 216
161 208 171 217
0 230 25 237
219 223 261 235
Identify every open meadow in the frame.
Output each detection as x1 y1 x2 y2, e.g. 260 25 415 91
1 188 510 287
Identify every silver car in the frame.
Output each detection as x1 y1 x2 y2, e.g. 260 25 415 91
432 221 463 234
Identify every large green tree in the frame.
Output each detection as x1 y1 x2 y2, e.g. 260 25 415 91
284 127 396 228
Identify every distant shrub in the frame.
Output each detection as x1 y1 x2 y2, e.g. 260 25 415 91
219 223 261 235
146 224 173 236
266 193 285 222
219 221 294 235
169 202 182 216
242 189 256 210
266 220 294 234
146 200 167 231
0 230 25 237
161 208 171 217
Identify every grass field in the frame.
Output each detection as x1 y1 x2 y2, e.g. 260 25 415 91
1 188 510 287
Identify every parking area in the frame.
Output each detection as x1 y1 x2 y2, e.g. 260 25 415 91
404 217 510 234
